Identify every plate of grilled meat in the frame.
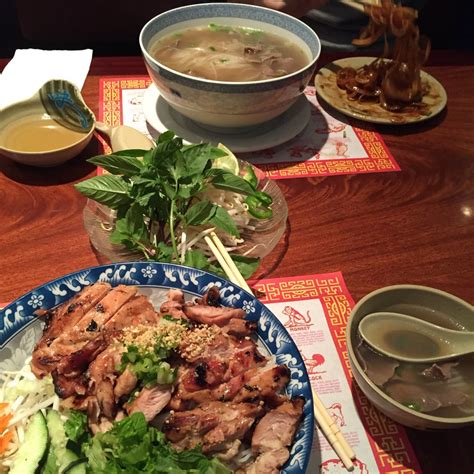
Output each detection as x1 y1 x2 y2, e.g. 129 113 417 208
0 262 313 474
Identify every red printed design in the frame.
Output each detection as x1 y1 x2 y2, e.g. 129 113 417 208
281 305 313 329
321 459 369 474
99 78 400 180
254 272 422 474
302 354 326 375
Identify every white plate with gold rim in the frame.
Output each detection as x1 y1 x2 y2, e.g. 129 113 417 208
315 57 447 125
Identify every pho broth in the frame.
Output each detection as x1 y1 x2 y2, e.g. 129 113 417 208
150 24 309 82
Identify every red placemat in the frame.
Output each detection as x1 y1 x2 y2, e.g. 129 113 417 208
255 272 421 473
98 76 400 180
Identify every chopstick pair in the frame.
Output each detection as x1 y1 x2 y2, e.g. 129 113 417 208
204 232 357 469
204 231 253 294
312 389 356 471
338 0 418 18
338 0 379 14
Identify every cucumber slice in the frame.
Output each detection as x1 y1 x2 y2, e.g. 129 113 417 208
46 410 86 474
42 443 58 474
10 411 48 474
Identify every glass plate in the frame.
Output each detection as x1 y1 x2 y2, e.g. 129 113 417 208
83 160 288 263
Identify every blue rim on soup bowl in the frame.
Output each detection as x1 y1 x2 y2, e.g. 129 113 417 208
346 284 474 430
139 2 321 128
0 262 314 473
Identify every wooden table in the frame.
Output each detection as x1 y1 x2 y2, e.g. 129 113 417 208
1 51 473 473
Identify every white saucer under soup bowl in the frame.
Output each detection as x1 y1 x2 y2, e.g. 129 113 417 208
139 3 321 129
143 83 311 153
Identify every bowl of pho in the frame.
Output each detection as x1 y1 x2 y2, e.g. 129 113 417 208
139 2 321 129
346 285 474 430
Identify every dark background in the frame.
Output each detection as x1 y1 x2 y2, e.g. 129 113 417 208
1 0 473 59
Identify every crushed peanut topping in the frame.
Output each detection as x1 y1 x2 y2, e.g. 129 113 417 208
179 325 220 361
119 318 187 352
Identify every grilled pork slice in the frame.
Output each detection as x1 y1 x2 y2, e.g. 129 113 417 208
179 337 266 390
240 448 290 474
55 336 109 379
223 318 257 338
104 294 161 331
233 365 291 405
251 398 304 452
160 289 187 319
243 398 305 474
170 335 267 410
195 286 221 307
164 401 264 453
87 343 126 419
126 386 172 422
170 364 290 411
33 285 137 378
114 366 138 400
183 304 245 326
31 282 111 377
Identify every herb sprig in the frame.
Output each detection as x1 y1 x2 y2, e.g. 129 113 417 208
75 132 271 278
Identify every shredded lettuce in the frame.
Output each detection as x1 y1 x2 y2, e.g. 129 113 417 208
83 412 231 473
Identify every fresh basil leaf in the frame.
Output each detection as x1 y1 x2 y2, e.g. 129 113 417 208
88 154 143 176
125 205 148 242
231 254 260 279
74 175 131 209
171 150 187 182
184 249 224 277
184 200 216 226
181 143 225 177
109 217 131 245
209 206 239 237
153 242 174 262
151 132 182 170
142 148 155 165
110 205 147 246
175 181 205 199
210 172 255 195
83 412 231 474
161 181 177 200
113 149 150 158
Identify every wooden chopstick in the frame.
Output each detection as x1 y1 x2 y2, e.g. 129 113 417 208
312 389 356 469
205 233 356 469
338 0 371 14
339 0 418 18
204 231 253 294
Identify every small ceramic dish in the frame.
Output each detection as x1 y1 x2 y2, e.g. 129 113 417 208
315 57 447 125
0 79 95 167
346 284 474 429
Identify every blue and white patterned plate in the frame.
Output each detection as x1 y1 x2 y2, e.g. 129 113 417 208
0 262 313 473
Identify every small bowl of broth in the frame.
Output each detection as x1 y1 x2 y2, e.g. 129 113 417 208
139 3 321 129
0 79 95 167
346 284 474 429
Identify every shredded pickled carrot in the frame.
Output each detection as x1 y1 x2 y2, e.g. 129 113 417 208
0 404 13 455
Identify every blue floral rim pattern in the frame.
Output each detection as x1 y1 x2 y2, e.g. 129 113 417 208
0 262 313 474
140 2 321 93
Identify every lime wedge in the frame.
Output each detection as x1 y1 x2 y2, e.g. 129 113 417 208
212 143 239 175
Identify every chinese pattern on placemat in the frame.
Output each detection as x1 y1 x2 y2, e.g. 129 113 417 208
254 272 421 474
98 77 400 179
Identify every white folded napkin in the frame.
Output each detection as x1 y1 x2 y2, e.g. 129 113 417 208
0 49 93 110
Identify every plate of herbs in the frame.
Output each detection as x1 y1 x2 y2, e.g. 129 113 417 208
77 132 288 278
